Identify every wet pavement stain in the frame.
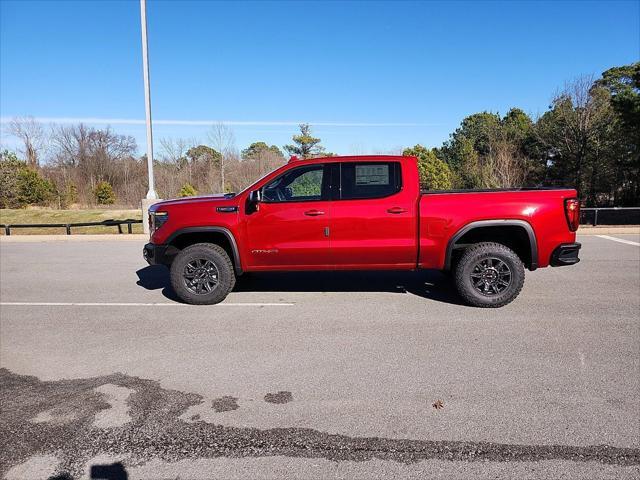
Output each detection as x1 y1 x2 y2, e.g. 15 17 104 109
211 396 239 412
1 368 639 479
264 391 293 404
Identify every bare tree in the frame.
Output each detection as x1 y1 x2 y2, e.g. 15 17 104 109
50 123 91 167
159 137 193 165
484 140 527 188
226 145 285 190
49 123 139 204
374 146 404 155
156 137 200 196
535 75 617 200
6 116 46 167
208 123 236 192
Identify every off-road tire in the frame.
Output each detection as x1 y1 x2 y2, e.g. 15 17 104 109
454 242 525 308
170 243 236 305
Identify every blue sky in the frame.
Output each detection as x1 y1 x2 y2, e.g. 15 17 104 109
1 0 638 156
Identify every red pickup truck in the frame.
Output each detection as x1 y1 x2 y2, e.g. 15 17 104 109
144 155 581 307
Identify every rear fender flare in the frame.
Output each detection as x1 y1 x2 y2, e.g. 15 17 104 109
444 219 538 271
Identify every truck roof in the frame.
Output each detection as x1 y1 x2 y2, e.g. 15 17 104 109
289 155 415 163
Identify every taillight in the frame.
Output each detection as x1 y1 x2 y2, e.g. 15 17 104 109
564 198 580 232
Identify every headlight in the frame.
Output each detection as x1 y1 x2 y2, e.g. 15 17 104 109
149 211 169 235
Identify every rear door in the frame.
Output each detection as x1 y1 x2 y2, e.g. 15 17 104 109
329 161 417 268
244 163 333 269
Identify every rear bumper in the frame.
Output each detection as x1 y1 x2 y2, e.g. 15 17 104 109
143 243 170 266
550 242 581 267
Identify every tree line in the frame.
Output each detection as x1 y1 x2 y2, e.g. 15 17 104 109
1 62 637 208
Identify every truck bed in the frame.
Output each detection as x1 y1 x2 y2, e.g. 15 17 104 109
418 187 578 270
421 187 572 195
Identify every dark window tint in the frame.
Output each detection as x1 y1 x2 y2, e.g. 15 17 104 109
262 164 327 202
340 162 402 200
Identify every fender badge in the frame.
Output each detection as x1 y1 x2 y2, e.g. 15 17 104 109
216 206 238 213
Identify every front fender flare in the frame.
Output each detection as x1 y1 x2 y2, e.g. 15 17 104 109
166 226 243 275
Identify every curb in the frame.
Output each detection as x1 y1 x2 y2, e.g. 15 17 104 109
0 234 148 242
577 227 640 235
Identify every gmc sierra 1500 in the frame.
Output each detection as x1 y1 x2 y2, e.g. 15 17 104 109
144 155 581 307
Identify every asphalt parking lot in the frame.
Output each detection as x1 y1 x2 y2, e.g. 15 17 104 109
1 235 639 479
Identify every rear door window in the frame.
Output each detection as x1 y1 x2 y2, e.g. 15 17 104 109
339 162 402 200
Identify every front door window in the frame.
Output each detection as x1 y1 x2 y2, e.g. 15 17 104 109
262 164 326 203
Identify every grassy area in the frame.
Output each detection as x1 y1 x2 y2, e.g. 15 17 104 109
0 208 143 235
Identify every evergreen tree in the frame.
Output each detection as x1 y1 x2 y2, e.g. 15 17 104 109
284 124 326 158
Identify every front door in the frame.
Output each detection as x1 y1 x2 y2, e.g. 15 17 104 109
245 163 332 269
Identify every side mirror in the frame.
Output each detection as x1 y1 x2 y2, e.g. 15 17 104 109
247 190 262 214
248 190 262 203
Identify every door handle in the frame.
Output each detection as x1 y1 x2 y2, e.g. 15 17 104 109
304 209 325 216
387 207 407 214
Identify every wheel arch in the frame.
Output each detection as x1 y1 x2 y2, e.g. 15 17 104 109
445 220 538 271
165 227 243 275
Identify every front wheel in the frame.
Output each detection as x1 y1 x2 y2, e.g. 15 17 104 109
454 242 525 308
170 243 236 305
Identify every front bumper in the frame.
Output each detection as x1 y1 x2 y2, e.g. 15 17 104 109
143 243 170 266
550 242 581 267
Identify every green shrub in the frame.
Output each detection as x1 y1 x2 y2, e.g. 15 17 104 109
0 151 55 207
65 182 78 205
178 183 198 197
94 181 116 205
403 145 453 190
17 169 56 205
0 151 24 208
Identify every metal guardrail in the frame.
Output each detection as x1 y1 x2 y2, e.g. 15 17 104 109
1 208 637 235
580 207 640 226
1 219 142 235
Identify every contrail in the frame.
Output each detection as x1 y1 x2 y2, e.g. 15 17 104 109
0 116 439 128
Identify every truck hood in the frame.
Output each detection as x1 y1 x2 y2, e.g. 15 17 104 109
151 193 237 209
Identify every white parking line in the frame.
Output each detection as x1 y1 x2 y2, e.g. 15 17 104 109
0 302 294 307
596 235 640 247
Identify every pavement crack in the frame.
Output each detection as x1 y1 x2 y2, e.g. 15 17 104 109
1 368 638 479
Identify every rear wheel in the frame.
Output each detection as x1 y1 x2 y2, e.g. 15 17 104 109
170 243 235 305
454 242 525 308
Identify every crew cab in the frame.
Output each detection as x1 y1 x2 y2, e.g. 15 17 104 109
143 155 581 307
